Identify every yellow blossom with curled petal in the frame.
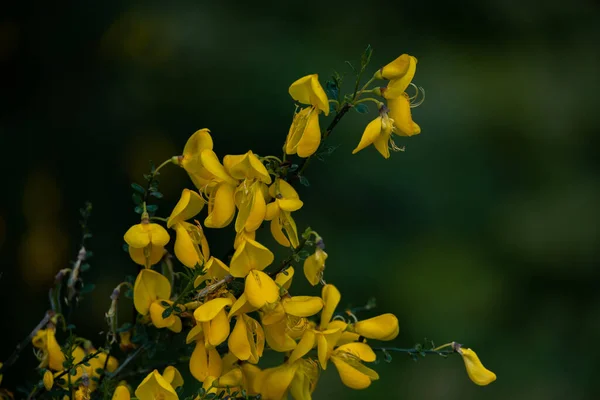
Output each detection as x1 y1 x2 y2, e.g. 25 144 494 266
234 180 268 233
161 366 184 390
229 239 274 278
186 325 223 383
245 269 280 309
194 256 231 287
133 269 182 333
124 221 169 268
228 314 265 363
111 385 130 400
265 179 302 248
288 74 330 116
330 342 379 389
350 313 399 341
134 370 178 400
32 327 65 371
285 106 322 158
352 106 399 159
204 181 237 228
285 74 330 158
289 358 320 400
457 346 496 386
303 248 327 286
234 228 255 249
257 362 298 400
224 151 272 184
194 297 233 347
119 330 136 352
375 54 418 82
167 189 205 227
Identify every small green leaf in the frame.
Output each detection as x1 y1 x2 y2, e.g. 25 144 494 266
117 322 133 333
150 191 163 199
146 204 158 213
80 283 96 294
298 175 310 187
354 103 369 114
132 193 143 205
161 300 171 307
124 288 133 298
131 183 146 194
80 263 90 272
162 308 173 319
66 324 76 330
122 244 129 252
134 206 143 214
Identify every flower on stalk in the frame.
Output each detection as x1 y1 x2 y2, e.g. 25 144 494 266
133 269 183 332
455 343 496 386
265 179 302 248
167 189 209 268
134 369 181 400
32 327 65 371
123 219 169 268
285 74 330 158
186 324 222 383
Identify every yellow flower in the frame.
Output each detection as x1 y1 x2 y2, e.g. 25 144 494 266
229 239 274 278
32 327 65 371
330 342 379 389
228 314 265 363
289 359 320 400
375 54 418 83
379 54 421 137
303 248 327 286
43 370 54 390
161 366 184 390
176 128 237 189
193 256 231 287
234 180 268 233
265 179 302 248
134 370 178 400
167 189 210 268
193 297 233 348
352 105 403 159
186 325 223 383
123 221 169 268
257 362 298 400
285 74 330 158
133 269 182 332
457 346 496 386
119 331 136 352
111 385 130 400
350 313 399 341
204 181 237 228
223 151 272 184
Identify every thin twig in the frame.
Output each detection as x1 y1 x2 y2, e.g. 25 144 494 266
372 347 456 357
107 344 147 379
269 237 308 277
0 310 54 374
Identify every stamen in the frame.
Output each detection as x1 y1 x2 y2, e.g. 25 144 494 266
409 83 426 108
332 315 347 323
389 139 406 152
345 311 359 324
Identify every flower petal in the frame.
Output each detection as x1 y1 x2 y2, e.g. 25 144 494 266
167 189 205 228
320 284 340 329
289 74 329 115
460 347 497 386
283 296 324 317
134 370 178 400
353 313 399 341
193 297 233 322
229 239 274 277
245 270 280 309
133 269 171 316
287 330 316 364
352 117 383 155
205 182 236 228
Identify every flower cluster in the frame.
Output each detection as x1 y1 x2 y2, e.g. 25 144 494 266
0 49 497 400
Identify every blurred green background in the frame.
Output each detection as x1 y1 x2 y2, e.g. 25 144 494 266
1 0 599 399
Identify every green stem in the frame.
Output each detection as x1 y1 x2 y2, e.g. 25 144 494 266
354 97 383 106
269 236 309 277
373 347 455 356
150 216 168 222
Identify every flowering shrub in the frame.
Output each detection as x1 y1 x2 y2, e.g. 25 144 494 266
0 47 495 400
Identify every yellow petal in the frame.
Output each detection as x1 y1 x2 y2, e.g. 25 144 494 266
43 370 54 390
133 269 171 316
173 223 203 268
229 239 274 278
123 224 150 248
193 297 233 322
381 54 417 88
216 368 243 387
317 333 329 370
207 309 230 347
167 189 205 228
289 74 330 115
245 270 280 309
263 318 297 352
228 293 258 318
297 107 321 158
459 348 497 386
234 229 255 249
111 385 130 400
162 366 184 389
128 245 165 267
331 356 378 390
320 284 340 329
186 323 204 344
223 151 272 184
200 149 238 185
134 370 178 400
282 212 300 249
283 296 324 317
241 363 263 395
287 330 316 364
260 301 286 326
387 93 420 137
149 301 179 330
353 313 399 341
275 267 294 290
229 316 251 361
204 182 236 228
183 128 213 157
235 182 267 233
352 116 382 155
147 223 170 247
303 249 327 286
335 342 376 362
260 363 298 400
190 341 223 383
270 217 290 247
46 329 65 371
277 198 303 212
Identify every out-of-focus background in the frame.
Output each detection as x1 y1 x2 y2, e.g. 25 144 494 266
1 0 599 399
